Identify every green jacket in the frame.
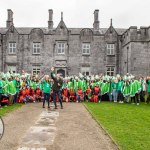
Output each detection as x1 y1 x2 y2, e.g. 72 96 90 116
147 80 150 93
8 81 16 95
122 81 130 96
117 80 124 91
0 80 3 94
112 82 117 90
2 80 8 95
42 80 51 93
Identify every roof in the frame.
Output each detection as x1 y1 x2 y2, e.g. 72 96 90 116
0 27 127 35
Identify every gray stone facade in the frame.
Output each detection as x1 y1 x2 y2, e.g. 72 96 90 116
0 9 150 76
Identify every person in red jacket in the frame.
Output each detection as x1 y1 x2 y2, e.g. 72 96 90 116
85 86 92 102
18 88 27 103
69 87 76 102
35 86 43 102
93 84 100 103
25 86 30 101
77 87 83 103
62 87 69 102
28 87 35 102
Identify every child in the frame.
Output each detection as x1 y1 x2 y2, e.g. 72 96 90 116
77 87 83 103
69 87 76 102
35 85 43 102
85 86 92 102
18 88 27 103
93 84 100 103
62 87 69 102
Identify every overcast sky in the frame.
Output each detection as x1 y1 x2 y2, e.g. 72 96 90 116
0 0 150 29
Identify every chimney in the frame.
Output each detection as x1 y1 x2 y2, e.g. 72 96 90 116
93 9 99 31
7 9 13 28
48 9 53 29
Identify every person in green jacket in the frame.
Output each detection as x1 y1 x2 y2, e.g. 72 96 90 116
122 80 131 103
130 78 141 105
41 75 51 108
107 78 113 102
112 79 118 102
117 76 124 103
146 77 150 103
0 76 3 108
7 77 17 105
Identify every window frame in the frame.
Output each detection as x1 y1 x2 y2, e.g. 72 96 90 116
81 67 90 76
33 42 41 55
106 66 115 76
106 43 115 56
32 66 41 75
8 42 16 54
82 43 91 55
7 65 17 73
57 42 65 54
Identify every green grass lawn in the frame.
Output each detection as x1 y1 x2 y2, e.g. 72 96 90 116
84 102 150 150
0 104 23 117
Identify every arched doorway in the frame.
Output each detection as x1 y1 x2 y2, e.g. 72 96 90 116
57 69 65 77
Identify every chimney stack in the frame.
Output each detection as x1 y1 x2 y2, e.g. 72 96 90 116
7 9 13 28
93 9 99 31
48 9 53 29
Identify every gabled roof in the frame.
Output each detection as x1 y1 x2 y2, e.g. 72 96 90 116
0 27 127 35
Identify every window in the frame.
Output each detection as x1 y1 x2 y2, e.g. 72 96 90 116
107 44 115 55
7 65 16 73
9 42 16 54
81 67 90 76
33 43 41 54
57 43 65 54
32 66 41 75
106 66 115 76
82 43 90 55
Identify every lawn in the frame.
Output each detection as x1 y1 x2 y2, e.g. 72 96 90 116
0 104 23 117
84 102 150 150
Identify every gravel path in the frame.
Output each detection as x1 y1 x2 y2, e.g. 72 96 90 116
0 103 44 150
0 103 118 150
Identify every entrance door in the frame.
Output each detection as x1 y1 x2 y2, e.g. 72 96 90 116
57 69 65 77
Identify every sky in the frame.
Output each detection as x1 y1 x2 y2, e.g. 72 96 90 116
0 0 150 29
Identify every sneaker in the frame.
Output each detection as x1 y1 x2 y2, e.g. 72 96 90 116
43 106 45 108
137 103 139 105
61 106 63 109
132 103 135 104
48 106 50 108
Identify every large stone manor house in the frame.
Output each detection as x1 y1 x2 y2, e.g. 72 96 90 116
0 9 150 77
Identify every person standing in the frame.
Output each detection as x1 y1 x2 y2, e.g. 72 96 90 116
146 76 150 103
51 67 63 109
0 76 3 109
41 75 51 108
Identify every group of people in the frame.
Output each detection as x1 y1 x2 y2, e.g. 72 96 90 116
0 68 150 109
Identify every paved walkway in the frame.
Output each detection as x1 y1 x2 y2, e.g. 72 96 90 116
0 103 118 150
